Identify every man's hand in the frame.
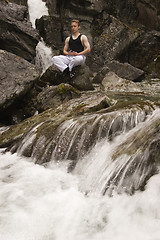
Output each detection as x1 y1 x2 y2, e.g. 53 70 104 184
67 50 79 56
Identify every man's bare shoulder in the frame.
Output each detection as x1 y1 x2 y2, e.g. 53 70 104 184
81 34 87 39
65 36 70 43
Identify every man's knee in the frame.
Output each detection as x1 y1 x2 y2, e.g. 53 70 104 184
52 56 58 64
74 56 85 66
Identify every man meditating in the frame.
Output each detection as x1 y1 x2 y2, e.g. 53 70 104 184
52 19 91 78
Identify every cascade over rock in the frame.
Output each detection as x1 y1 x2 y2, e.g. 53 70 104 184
0 98 158 195
0 0 160 196
0 95 155 166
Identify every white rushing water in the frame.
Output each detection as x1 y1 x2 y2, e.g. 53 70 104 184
27 0 53 73
0 146 160 240
1 1 160 239
27 0 49 28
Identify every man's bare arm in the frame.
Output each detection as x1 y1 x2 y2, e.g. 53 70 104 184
63 37 70 55
80 35 91 55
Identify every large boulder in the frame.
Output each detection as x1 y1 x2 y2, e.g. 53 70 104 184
101 72 142 93
0 1 39 62
93 61 145 84
107 61 145 82
119 30 160 77
0 50 39 123
39 64 94 91
0 91 112 150
88 14 139 72
69 65 94 91
35 83 80 112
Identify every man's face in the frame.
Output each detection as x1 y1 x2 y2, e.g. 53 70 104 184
71 22 80 34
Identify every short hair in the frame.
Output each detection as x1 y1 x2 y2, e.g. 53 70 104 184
71 19 80 26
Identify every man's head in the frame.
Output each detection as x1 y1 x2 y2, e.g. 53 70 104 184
71 19 80 34
71 19 80 26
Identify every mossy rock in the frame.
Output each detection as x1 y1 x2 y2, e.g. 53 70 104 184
35 83 80 112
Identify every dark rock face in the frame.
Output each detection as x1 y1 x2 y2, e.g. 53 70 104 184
0 2 39 62
0 50 39 124
137 0 160 30
88 14 139 72
36 15 64 51
103 0 138 23
6 0 27 6
119 31 160 77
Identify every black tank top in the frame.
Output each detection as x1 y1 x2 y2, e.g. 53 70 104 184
69 34 84 53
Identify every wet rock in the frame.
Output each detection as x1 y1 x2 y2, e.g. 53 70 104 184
0 95 154 166
92 66 110 84
107 61 145 82
104 110 160 195
0 50 39 122
0 1 39 61
35 83 80 112
0 92 110 148
39 65 63 86
101 72 142 93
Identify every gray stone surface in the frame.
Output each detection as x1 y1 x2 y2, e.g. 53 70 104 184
0 50 39 111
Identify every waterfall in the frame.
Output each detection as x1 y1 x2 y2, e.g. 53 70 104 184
73 109 160 196
0 107 160 239
0 121 160 240
1 1 160 239
27 0 53 73
14 107 148 164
